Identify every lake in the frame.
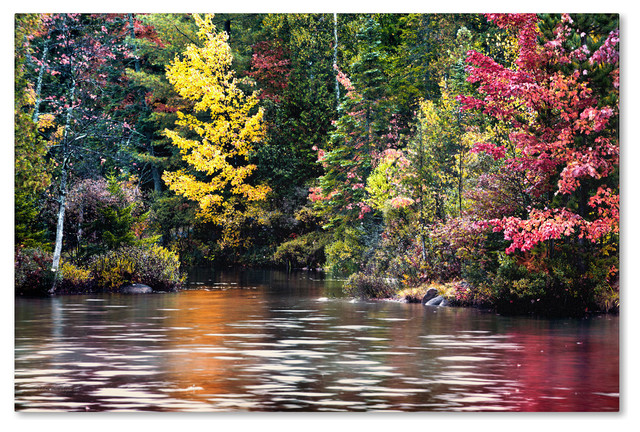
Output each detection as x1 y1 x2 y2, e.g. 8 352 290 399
15 268 619 412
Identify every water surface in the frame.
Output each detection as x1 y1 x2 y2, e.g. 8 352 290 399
15 269 619 412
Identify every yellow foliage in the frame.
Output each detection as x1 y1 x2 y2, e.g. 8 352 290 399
36 113 56 131
61 261 92 284
162 13 270 223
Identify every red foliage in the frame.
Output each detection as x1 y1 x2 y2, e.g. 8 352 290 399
133 19 165 48
459 13 619 254
248 40 291 102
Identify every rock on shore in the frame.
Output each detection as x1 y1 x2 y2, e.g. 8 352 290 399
422 288 449 307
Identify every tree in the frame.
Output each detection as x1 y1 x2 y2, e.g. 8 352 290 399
459 13 618 253
15 14 52 248
310 16 402 273
456 14 619 311
123 13 200 193
23 14 138 291
62 176 154 258
162 14 270 248
250 14 340 194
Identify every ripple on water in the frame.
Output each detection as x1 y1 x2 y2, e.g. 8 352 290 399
94 370 160 377
334 325 379 330
277 339 341 346
15 279 620 412
205 333 269 338
437 355 493 362
244 364 314 373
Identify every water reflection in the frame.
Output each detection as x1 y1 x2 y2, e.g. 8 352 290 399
15 269 618 412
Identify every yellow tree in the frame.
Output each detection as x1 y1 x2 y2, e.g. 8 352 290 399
162 14 270 247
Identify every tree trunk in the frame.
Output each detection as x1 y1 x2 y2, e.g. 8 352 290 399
50 154 70 294
50 76 76 293
50 162 68 276
148 140 162 192
128 14 141 73
333 13 340 105
32 38 49 122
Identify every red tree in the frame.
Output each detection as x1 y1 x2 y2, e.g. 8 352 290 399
458 14 619 256
248 40 291 103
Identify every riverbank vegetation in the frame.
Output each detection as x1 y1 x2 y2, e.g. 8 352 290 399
14 13 618 315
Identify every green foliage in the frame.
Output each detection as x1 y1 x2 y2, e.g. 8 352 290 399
342 271 399 299
251 14 339 197
324 226 367 276
15 15 52 248
273 231 329 270
15 191 49 249
65 176 158 259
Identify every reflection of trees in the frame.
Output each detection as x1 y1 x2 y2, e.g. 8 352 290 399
503 320 619 411
163 289 269 399
16 280 619 412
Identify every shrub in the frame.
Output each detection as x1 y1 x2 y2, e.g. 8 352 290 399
58 261 94 292
343 271 399 299
273 231 328 269
15 247 54 295
90 244 185 292
448 281 494 307
325 229 365 276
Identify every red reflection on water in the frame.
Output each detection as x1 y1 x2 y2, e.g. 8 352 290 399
503 320 619 411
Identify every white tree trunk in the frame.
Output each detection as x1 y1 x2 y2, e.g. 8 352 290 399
32 38 49 123
50 76 76 293
50 165 67 275
334 13 340 104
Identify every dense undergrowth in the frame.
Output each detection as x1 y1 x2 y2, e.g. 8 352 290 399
15 245 185 296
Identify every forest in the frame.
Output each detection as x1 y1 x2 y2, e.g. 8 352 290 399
14 12 619 316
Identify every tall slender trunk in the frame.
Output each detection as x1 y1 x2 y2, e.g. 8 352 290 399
128 15 162 192
50 76 76 293
50 160 68 275
333 13 340 105
127 14 141 73
149 141 162 192
32 38 49 122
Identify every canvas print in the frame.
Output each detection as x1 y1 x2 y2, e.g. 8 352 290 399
15 12 619 412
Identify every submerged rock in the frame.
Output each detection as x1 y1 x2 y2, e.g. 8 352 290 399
120 283 153 294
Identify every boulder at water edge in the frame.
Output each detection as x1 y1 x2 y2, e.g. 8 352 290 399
120 283 153 294
425 295 445 306
421 288 439 305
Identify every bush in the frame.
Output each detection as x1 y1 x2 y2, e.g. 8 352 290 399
273 231 328 269
15 247 54 295
325 229 365 276
448 281 494 307
343 271 399 299
58 261 94 292
90 244 185 292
